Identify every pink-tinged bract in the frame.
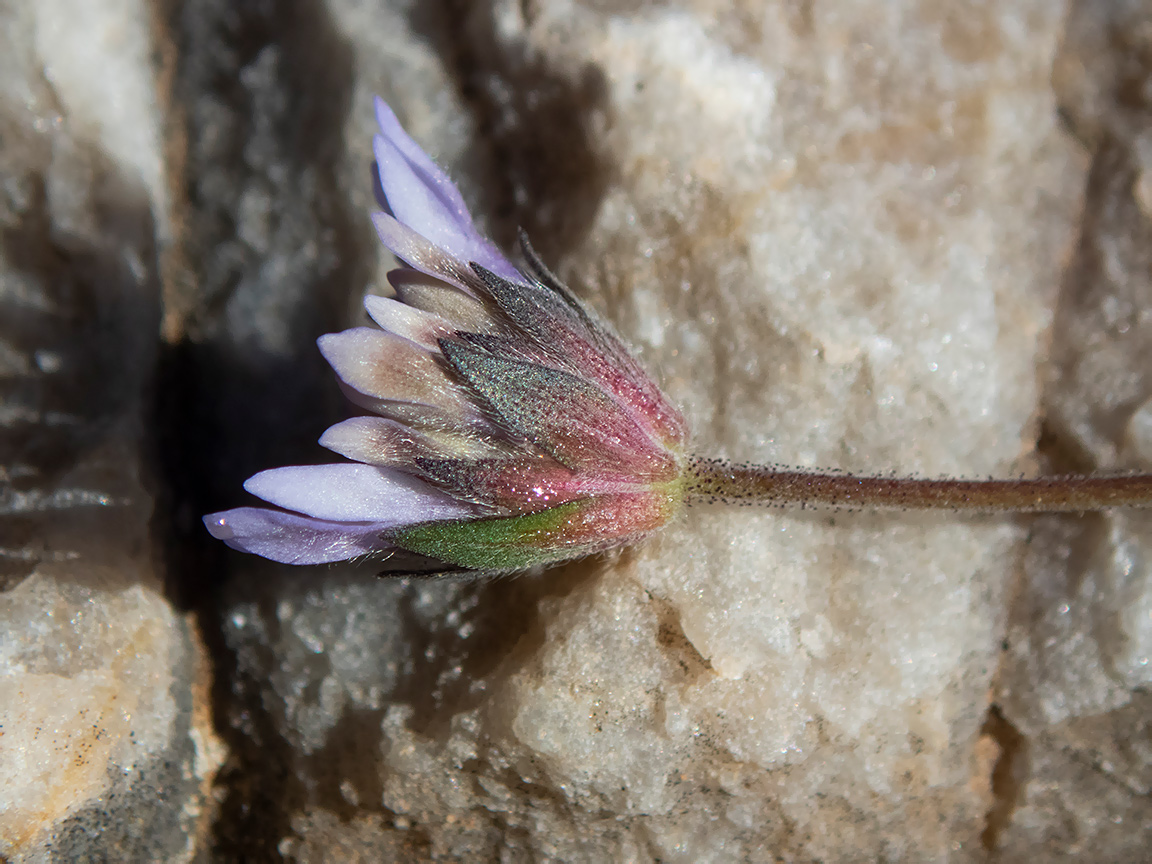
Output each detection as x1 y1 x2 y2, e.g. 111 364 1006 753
204 97 687 572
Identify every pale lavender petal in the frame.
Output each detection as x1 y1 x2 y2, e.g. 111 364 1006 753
320 415 511 465
319 416 429 465
374 98 521 281
243 463 472 523
333 380 477 430
203 507 392 565
374 97 471 218
385 268 499 334
362 294 452 350
371 211 477 292
372 141 492 271
318 327 480 421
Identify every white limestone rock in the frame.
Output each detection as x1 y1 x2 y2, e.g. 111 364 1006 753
0 1 223 860
225 0 1101 860
991 0 1152 854
20 0 1133 858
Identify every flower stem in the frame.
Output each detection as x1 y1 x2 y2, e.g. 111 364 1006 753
685 457 1152 512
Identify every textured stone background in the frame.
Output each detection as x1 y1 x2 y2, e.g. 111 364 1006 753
2 0 1151 861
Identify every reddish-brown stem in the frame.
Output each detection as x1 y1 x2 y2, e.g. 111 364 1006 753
685 457 1152 512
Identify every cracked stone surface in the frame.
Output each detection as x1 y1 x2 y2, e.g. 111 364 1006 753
2 0 1151 861
0 0 223 860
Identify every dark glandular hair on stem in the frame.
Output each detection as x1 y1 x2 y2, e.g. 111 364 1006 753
684 457 1152 513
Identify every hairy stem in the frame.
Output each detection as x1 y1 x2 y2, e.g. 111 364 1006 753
685 457 1152 512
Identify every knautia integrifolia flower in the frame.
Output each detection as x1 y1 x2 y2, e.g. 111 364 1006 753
206 99 1152 571
204 98 688 570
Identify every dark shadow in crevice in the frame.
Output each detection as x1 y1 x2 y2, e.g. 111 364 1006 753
301 703 391 821
150 0 370 859
648 590 715 686
406 0 613 266
980 704 1029 852
388 556 600 739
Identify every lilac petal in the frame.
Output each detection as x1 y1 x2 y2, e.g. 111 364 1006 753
373 98 521 282
332 381 475 431
372 141 497 273
317 327 473 416
320 415 510 465
319 416 423 464
385 269 499 334
243 463 472 523
203 507 392 565
363 294 453 350
374 98 471 219
371 211 478 293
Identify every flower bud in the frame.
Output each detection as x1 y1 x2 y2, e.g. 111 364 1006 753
205 98 686 571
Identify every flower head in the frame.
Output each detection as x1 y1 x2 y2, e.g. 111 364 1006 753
205 98 688 571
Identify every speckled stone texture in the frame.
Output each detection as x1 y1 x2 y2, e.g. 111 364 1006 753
3 0 1151 861
0 1 223 860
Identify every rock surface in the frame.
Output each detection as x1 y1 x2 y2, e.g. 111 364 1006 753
992 1 1152 857
2 0 1151 861
0 0 224 860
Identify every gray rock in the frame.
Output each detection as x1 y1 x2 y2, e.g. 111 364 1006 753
0 1 223 861
190 0 1082 860
992 0 1152 856
4 0 1152 860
